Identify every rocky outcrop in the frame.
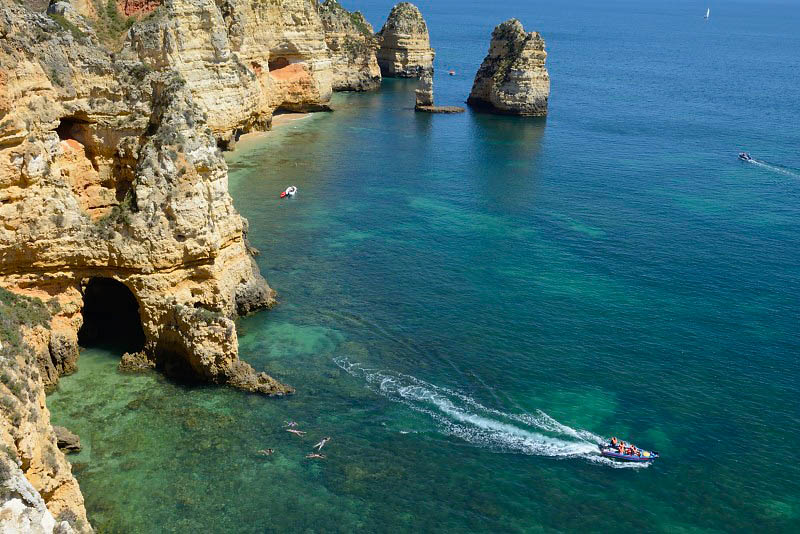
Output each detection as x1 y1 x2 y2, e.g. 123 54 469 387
320 0 381 91
1 0 306 527
414 69 464 114
415 68 433 107
376 2 434 78
52 427 81 454
467 19 549 116
1 289 86 532
123 0 334 149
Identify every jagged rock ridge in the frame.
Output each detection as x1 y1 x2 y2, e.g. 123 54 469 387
320 0 381 91
376 2 434 78
467 18 550 116
1 1 300 526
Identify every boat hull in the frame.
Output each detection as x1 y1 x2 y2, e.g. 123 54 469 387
599 447 658 462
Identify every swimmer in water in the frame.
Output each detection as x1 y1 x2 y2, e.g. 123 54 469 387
284 421 298 428
286 429 306 436
313 437 331 451
257 449 274 456
305 453 325 459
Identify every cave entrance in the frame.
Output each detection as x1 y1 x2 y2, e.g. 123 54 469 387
268 57 290 71
78 278 145 353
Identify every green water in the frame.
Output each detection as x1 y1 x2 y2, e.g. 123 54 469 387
49 0 800 531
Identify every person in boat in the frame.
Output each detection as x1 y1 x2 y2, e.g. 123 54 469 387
610 437 618 447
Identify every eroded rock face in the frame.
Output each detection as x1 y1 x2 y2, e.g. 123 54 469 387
467 19 550 116
123 0 334 148
415 68 434 108
0 1 290 390
376 2 434 78
1 291 87 532
320 0 381 91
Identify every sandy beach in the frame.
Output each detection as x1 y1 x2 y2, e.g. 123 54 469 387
235 112 311 147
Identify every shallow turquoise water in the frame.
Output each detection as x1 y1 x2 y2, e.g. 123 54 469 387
49 0 800 531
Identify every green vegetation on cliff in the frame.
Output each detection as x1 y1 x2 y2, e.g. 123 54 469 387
0 287 50 355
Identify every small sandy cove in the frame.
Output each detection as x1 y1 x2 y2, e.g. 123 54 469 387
235 112 311 147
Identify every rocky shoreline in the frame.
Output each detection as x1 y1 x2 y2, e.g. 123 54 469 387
0 0 549 530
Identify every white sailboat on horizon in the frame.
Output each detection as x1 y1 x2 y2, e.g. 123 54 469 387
705 8 710 19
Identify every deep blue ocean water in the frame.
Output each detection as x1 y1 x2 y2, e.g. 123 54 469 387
49 0 800 531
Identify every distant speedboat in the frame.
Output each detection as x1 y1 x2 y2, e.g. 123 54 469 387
738 152 753 162
705 8 710 19
448 70 456 76
280 186 297 198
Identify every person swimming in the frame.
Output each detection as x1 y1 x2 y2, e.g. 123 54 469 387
284 421 298 428
257 449 275 456
313 437 331 451
305 453 325 459
286 429 306 436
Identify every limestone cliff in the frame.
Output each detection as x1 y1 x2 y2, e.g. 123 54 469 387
467 19 550 116
320 0 381 91
0 0 289 394
123 0 334 149
376 2 434 78
1 289 85 533
2 0 300 527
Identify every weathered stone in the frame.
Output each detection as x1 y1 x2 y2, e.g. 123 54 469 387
320 0 381 91
376 2 434 78
414 69 464 114
467 19 550 116
121 0 335 146
415 68 434 108
118 351 156 373
52 427 81 454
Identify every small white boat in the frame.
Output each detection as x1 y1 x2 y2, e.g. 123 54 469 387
280 186 297 198
705 8 710 19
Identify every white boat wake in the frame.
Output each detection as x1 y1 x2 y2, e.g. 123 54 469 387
334 357 648 469
746 158 800 179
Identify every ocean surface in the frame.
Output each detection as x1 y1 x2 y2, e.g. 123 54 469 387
48 0 800 531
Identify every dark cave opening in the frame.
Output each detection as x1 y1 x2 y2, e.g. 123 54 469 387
77 278 145 353
268 56 290 71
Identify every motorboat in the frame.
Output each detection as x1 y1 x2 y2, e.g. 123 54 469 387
599 441 659 463
738 152 753 162
448 70 456 76
280 186 297 198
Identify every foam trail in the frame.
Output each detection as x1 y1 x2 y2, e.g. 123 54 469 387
747 159 800 178
335 357 648 469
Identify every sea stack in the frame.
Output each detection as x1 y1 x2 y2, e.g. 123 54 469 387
467 19 550 116
415 69 465 113
376 2 434 78
320 0 382 91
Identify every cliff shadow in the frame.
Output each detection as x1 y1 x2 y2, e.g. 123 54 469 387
78 277 145 354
